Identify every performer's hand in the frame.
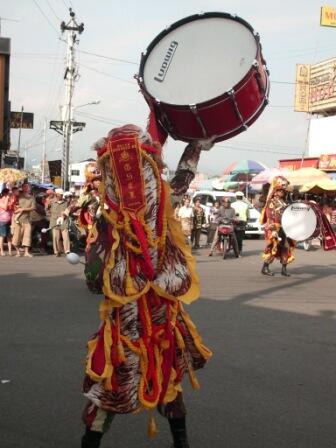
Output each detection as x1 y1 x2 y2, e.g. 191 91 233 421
195 135 218 151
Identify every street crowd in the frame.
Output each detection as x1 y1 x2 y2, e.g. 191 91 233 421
173 191 250 256
1 173 336 260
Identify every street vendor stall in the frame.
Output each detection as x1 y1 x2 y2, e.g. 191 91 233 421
0 168 28 186
300 179 336 196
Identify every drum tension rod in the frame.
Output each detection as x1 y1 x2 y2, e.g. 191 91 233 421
228 90 247 129
155 100 176 136
190 104 208 138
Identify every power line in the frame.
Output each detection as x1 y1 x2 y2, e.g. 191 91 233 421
33 0 59 35
79 49 138 65
45 0 61 21
80 63 136 84
216 143 302 156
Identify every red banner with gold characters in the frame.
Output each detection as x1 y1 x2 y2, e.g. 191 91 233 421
319 154 336 171
108 136 145 213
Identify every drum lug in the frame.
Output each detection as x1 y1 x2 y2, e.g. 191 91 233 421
189 104 208 138
154 100 176 137
228 90 245 127
253 31 260 42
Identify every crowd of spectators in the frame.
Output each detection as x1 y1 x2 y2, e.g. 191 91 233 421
0 184 78 257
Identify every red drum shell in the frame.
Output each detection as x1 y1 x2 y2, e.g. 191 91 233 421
138 12 270 143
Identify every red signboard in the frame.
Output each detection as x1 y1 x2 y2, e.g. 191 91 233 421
319 154 336 171
278 158 319 171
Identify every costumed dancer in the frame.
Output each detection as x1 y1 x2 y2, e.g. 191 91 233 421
77 163 103 234
80 124 213 448
260 176 295 277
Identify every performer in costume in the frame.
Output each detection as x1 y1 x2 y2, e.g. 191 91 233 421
260 176 295 277
81 124 212 448
77 162 102 233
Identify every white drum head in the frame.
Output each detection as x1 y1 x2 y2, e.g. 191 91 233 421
281 203 317 241
142 16 257 105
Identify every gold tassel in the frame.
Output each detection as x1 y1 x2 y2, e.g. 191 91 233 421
117 342 126 363
188 366 200 390
125 272 137 295
147 413 158 438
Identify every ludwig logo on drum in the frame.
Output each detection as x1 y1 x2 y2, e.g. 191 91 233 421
291 205 310 212
154 40 178 83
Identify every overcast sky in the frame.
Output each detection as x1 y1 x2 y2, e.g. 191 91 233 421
2 0 336 174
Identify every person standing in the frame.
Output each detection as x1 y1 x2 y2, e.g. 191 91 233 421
0 188 13 256
260 176 294 277
50 188 70 257
12 183 36 257
207 200 220 246
191 198 205 249
178 196 194 244
231 191 249 256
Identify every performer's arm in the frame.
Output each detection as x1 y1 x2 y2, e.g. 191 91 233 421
170 138 215 203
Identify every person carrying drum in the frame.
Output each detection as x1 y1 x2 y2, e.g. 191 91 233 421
260 176 295 277
80 124 212 448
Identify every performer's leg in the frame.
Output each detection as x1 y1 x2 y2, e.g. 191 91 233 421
158 392 190 448
279 233 291 277
81 402 115 448
208 227 218 256
261 260 274 276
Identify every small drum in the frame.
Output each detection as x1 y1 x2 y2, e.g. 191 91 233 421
281 202 319 242
138 12 270 143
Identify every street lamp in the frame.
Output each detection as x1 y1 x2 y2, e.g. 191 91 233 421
73 100 101 111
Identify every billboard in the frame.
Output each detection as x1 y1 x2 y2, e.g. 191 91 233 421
319 154 336 170
10 111 34 129
294 57 336 115
320 5 336 27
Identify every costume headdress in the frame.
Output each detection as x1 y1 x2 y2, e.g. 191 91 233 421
84 161 102 183
260 175 290 225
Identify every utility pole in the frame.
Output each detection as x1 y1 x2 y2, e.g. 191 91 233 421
50 9 85 190
41 118 47 183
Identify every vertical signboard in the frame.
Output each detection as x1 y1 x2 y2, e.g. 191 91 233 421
294 64 311 112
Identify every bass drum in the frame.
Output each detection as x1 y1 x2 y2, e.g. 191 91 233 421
138 12 270 143
281 202 319 242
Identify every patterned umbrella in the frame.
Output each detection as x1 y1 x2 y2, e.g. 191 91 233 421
223 160 268 176
250 168 287 185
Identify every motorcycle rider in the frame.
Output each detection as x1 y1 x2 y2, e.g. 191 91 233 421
208 198 237 256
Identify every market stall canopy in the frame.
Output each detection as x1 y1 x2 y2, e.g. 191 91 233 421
212 174 238 190
250 168 287 185
285 167 330 187
0 168 28 184
223 160 268 176
300 179 336 195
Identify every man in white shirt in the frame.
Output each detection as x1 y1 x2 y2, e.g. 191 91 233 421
178 197 194 244
231 192 249 255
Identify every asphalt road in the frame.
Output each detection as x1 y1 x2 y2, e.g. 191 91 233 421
0 238 335 448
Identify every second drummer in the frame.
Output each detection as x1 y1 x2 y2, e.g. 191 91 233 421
260 176 295 277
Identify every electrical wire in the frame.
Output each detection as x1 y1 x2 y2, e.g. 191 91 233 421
79 49 138 65
45 0 61 21
80 64 136 85
33 0 59 35
216 143 302 156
